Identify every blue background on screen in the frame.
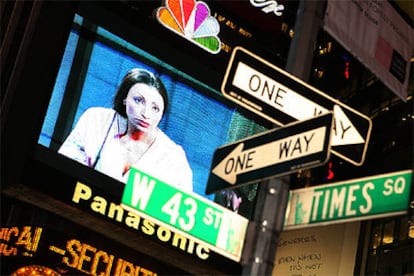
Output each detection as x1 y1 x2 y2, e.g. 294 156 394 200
39 15 234 200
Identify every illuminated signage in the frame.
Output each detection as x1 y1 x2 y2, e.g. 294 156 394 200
71 182 211 261
206 113 333 193
0 226 42 257
50 239 158 276
12 265 60 276
221 47 372 166
121 168 248 262
249 0 284 16
0 226 160 276
285 170 413 229
39 10 238 201
156 0 221 54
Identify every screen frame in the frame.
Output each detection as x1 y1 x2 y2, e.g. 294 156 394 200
32 1 275 204
36 3 239 198
1 1 77 187
1 1 246 272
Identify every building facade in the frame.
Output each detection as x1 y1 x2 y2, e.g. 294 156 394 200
1 1 413 275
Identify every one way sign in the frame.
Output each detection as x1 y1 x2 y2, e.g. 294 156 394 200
222 47 372 166
206 113 333 194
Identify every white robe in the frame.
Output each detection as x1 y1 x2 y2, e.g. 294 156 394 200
58 107 193 191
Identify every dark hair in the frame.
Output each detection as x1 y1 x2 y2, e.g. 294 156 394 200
113 68 169 118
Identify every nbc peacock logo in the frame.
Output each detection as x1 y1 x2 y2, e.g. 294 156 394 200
156 0 221 54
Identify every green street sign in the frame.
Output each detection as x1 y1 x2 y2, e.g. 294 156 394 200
121 167 249 262
285 170 412 229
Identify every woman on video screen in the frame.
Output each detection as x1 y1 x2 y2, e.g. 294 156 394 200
59 68 193 191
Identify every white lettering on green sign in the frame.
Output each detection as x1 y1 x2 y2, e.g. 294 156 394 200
161 193 197 232
121 167 249 262
310 182 375 221
285 170 412 229
131 173 155 210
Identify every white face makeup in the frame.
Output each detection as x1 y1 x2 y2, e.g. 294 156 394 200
124 83 165 134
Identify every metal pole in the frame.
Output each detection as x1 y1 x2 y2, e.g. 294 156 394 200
241 0 325 274
286 0 326 81
241 178 290 275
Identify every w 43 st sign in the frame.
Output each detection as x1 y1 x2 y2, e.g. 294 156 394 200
222 47 372 166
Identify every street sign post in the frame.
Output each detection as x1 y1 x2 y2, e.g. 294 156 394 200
284 170 413 229
222 47 372 166
206 113 333 194
121 167 249 262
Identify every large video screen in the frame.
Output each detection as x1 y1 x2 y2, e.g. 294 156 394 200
38 10 267 211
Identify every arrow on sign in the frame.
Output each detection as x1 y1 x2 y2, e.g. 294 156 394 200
213 126 328 184
332 105 364 145
206 113 333 194
222 47 372 166
232 62 364 147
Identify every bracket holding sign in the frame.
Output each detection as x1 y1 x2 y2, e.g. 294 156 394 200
206 113 333 194
222 47 372 166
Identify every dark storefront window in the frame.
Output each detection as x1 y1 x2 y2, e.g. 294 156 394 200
366 215 414 274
